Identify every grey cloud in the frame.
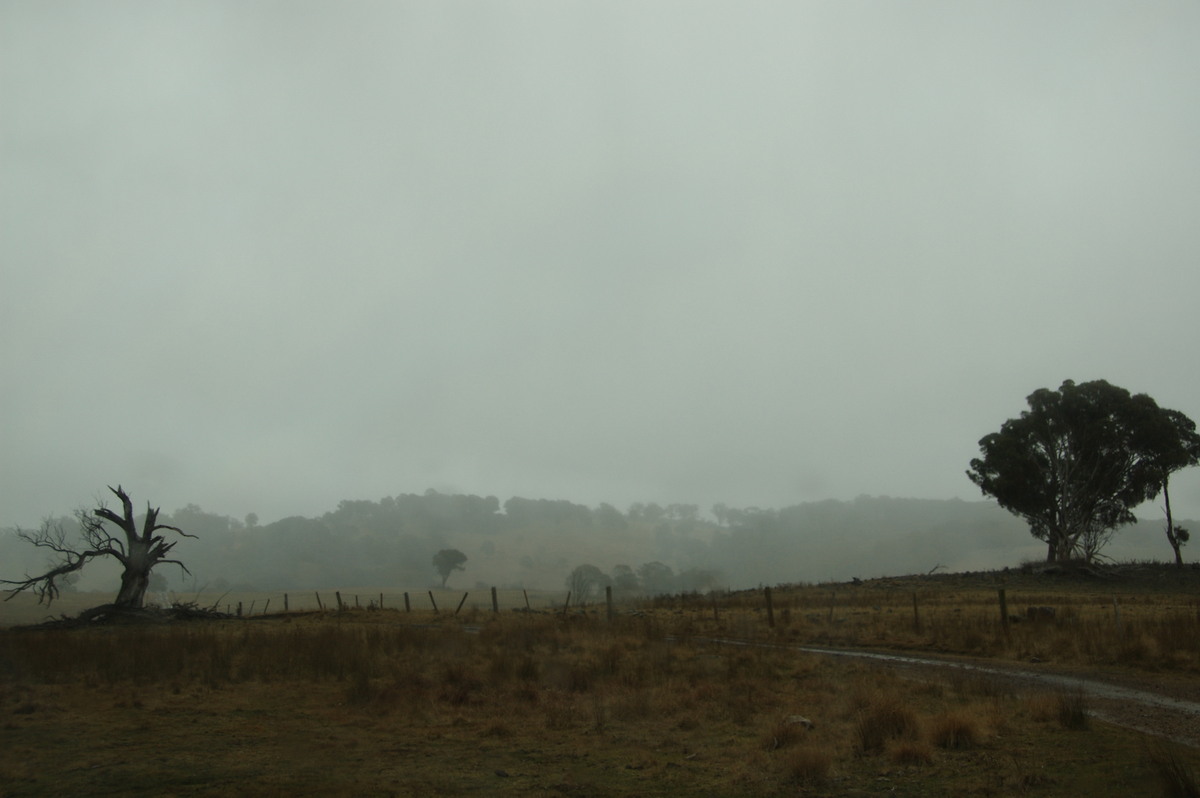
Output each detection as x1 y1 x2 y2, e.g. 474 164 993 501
3 1 1199 528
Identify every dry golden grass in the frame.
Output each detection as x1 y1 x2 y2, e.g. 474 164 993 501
1148 742 1200 798
928 709 984 749
1056 686 1091 730
853 692 921 754
781 743 834 784
8 567 1199 678
1 607 1194 796
889 738 935 765
649 565 1200 674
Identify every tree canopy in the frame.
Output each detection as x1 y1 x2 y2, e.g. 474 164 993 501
565 563 607 604
431 548 467 588
1135 407 1200 564
967 380 1199 562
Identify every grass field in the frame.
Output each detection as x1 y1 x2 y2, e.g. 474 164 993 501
0 587 565 628
709 564 1200 674
1 564 1198 796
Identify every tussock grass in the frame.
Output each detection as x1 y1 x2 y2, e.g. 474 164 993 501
1057 687 1090 731
929 710 984 749
854 693 920 754
1148 742 1200 798
782 744 833 784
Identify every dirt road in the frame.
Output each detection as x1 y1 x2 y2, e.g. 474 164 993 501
704 638 1200 748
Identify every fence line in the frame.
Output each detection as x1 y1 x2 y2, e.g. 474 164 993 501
178 585 1172 647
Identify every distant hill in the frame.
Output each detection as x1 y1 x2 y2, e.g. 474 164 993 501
1 494 1191 594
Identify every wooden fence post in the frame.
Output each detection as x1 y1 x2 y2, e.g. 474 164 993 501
491 586 499 614
380 592 384 610
562 591 571 617
428 591 439 613
263 599 270 615
523 589 531 611
335 591 343 611
284 593 289 612
765 586 775 628
315 592 324 611
237 601 243 618
404 592 411 612
606 585 614 622
455 592 469 615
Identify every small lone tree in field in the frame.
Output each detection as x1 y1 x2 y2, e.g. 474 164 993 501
432 548 467 588
565 564 607 605
2 485 195 609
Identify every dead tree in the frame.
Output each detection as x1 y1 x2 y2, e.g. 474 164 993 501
2 485 195 609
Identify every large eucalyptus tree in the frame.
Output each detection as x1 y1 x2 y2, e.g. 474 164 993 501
967 380 1199 563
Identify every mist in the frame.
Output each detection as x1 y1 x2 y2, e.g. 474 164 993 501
4 3 1200 566
2 493 1189 599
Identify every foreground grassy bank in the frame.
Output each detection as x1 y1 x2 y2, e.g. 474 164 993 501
2 607 1197 797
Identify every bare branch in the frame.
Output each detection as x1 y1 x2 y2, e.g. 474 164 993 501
1 519 113 605
111 484 134 525
2 486 197 610
148 537 183 561
155 558 193 576
143 502 193 539
95 504 135 539
77 509 127 559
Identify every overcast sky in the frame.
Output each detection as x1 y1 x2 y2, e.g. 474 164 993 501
3 2 1199 528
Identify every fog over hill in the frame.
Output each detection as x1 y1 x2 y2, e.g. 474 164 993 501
3 493 1190 597
5 3 1200 539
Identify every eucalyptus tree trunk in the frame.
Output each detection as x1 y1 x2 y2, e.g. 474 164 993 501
1162 478 1184 567
88 486 192 609
114 548 153 607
